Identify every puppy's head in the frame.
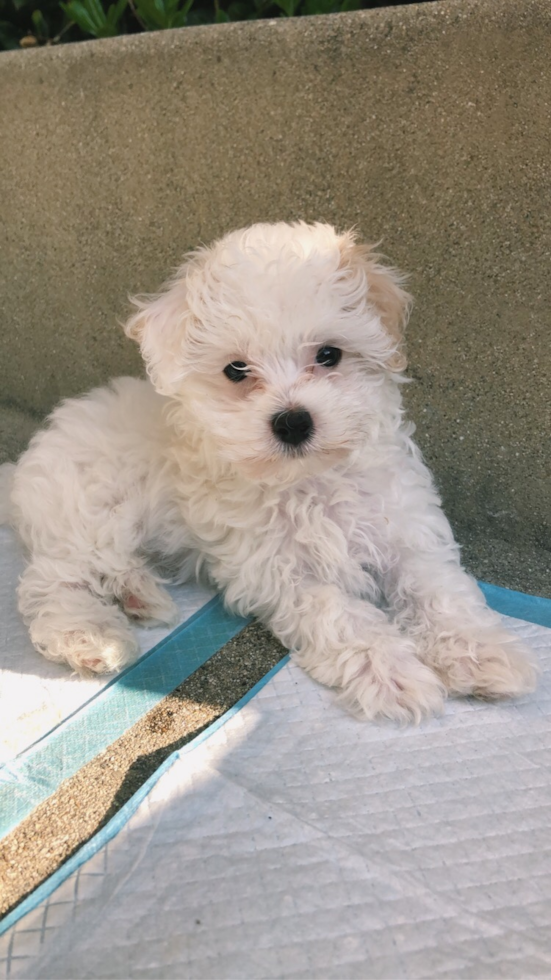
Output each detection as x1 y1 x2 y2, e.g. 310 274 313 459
125 222 411 483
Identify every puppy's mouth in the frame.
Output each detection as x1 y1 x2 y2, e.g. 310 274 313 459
237 437 350 485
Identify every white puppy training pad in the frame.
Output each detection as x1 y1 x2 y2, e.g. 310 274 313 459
3 615 551 980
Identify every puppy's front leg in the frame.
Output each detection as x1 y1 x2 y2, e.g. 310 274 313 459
386 504 537 701
243 579 446 723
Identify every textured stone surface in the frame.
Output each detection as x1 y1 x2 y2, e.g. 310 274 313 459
0 408 39 466
0 0 549 580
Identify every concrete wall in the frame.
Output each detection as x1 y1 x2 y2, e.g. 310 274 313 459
1 0 550 592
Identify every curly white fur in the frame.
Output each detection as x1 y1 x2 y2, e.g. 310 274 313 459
2 221 537 721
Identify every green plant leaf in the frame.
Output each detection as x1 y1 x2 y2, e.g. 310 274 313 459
84 0 108 28
112 0 128 18
31 9 50 37
134 0 164 28
60 1 99 35
61 0 126 36
272 0 299 15
105 0 127 26
135 0 193 29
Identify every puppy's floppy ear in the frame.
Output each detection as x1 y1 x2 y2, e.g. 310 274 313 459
338 233 412 371
124 272 190 396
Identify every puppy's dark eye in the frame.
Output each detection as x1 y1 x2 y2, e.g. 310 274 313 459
316 346 342 368
223 361 249 383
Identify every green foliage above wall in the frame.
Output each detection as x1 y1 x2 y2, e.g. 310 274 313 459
1 0 438 51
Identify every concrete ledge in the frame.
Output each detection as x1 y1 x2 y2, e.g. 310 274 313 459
1 0 549 591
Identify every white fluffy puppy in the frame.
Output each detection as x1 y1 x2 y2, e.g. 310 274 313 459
4 221 537 722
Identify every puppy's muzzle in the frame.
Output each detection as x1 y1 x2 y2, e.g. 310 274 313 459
271 408 314 447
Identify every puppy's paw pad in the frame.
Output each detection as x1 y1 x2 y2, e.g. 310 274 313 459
122 592 179 627
114 571 179 627
123 597 178 627
124 594 147 611
79 656 106 673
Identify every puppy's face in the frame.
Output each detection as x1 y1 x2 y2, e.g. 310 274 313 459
126 222 411 483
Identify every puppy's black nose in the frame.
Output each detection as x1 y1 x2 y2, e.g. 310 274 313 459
271 408 314 446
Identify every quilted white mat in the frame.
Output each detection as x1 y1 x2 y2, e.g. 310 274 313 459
3 616 551 980
0 526 214 763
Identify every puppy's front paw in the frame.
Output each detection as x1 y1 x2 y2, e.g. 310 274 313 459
31 622 139 675
426 629 538 701
336 640 446 724
71 628 140 675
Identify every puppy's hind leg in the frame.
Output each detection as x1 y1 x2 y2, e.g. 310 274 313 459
18 557 140 675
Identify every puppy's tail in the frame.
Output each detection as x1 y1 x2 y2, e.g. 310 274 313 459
0 463 16 525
